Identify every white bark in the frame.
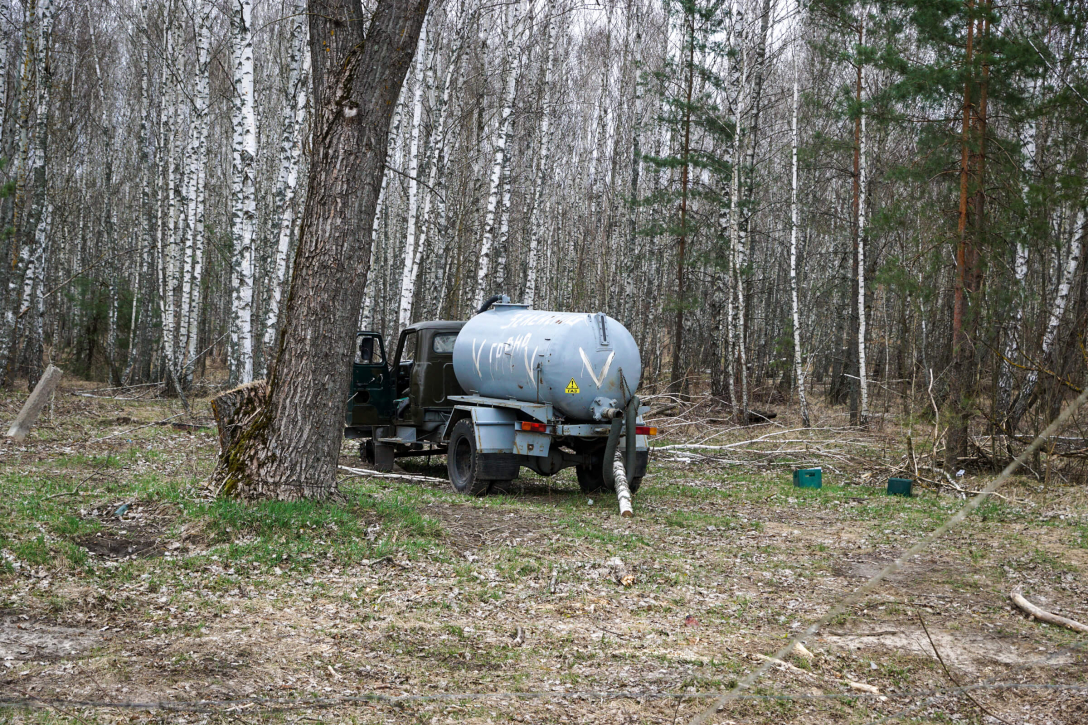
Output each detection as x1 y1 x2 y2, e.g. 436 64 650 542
396 20 431 330
613 448 633 518
1010 210 1084 427
524 15 557 307
0 31 8 161
157 79 179 384
474 0 522 308
729 11 748 420
262 9 309 369
230 0 257 385
998 115 1036 417
789 43 810 428
178 9 211 380
361 91 405 331
856 10 869 424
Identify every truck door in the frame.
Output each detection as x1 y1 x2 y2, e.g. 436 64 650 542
349 332 394 427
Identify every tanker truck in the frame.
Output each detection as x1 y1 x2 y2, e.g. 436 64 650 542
345 296 656 510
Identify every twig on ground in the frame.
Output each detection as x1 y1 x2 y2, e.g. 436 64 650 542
918 612 1012 725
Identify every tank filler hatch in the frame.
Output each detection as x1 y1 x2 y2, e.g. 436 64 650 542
595 312 610 347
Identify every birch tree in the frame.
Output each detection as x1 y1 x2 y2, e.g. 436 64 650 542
855 7 869 425
261 7 310 372
474 0 521 308
395 18 430 330
788 17 810 428
230 0 257 385
1008 212 1084 431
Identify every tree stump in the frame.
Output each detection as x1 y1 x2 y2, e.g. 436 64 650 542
209 380 270 498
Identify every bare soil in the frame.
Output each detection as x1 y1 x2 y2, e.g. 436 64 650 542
1 378 1086 723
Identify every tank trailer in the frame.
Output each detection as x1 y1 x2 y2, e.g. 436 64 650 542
345 296 656 515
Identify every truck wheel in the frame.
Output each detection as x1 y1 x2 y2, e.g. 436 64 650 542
361 438 375 463
576 464 606 494
576 454 645 495
447 420 492 496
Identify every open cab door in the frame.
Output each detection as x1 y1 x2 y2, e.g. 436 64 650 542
346 332 395 430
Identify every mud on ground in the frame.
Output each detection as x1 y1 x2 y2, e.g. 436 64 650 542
1 379 1086 723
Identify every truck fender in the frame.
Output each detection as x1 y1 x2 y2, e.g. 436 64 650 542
442 405 516 454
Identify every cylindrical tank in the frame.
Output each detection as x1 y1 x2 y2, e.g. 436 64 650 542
452 303 642 421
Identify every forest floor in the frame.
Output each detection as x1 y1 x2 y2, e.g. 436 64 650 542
1 378 1086 724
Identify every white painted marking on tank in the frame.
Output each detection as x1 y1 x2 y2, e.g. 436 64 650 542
598 351 615 383
524 344 537 380
579 347 610 389
472 338 484 377
488 341 504 378
498 311 575 330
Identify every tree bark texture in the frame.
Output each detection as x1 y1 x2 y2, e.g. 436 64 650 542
210 0 429 501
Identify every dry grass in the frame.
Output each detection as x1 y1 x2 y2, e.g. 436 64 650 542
1 377 1086 723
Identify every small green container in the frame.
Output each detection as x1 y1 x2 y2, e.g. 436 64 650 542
793 468 822 489
887 477 913 497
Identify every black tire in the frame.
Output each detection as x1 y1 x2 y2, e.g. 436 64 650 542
361 438 375 463
576 464 606 494
446 419 492 496
576 453 645 495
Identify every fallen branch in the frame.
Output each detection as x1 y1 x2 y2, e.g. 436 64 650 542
89 413 186 444
338 466 447 484
751 653 809 676
846 680 880 694
1010 588 1088 634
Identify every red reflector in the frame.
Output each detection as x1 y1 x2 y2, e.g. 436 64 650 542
520 421 547 433
635 426 658 436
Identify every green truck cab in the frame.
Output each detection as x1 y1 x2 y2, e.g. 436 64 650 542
345 321 465 469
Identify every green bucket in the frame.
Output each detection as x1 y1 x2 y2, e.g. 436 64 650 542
887 477 913 497
793 468 822 489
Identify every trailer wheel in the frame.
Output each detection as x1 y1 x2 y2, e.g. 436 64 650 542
447 420 492 496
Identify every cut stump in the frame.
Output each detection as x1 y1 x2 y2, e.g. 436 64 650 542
209 380 269 497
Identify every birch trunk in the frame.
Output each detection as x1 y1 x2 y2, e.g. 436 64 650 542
230 0 257 385
395 19 431 330
1009 211 1084 430
524 14 557 307
361 100 403 331
179 10 211 381
18 0 53 386
728 9 748 419
856 11 869 424
997 115 1035 419
789 47 810 428
123 0 154 384
474 0 521 308
157 17 181 388
0 4 35 385
262 9 310 371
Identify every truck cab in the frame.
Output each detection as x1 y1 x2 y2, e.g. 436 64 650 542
345 321 465 459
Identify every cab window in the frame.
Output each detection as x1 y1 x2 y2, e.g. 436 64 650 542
432 333 457 354
401 331 418 363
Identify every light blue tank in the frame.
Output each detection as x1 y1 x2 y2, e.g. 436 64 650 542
452 304 642 421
